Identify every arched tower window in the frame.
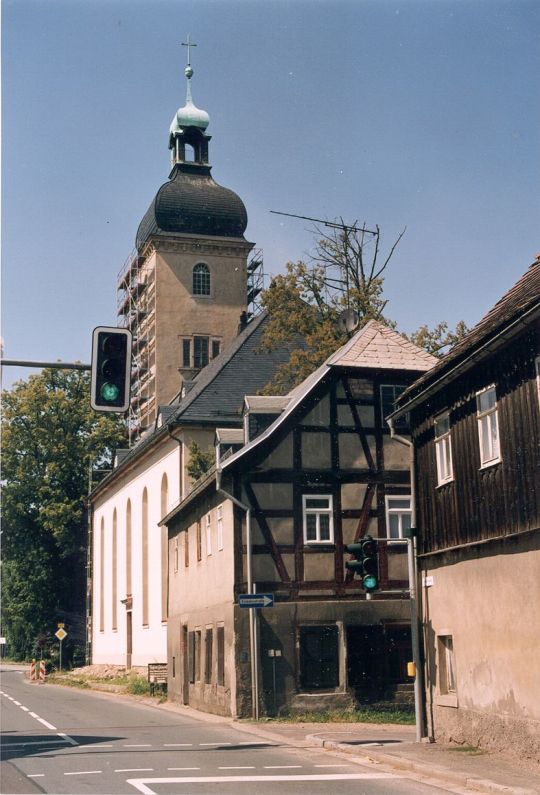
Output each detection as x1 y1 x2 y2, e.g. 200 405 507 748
193 263 210 296
160 474 169 622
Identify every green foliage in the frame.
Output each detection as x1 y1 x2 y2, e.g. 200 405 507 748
406 320 469 357
127 676 152 695
263 707 415 725
186 441 214 482
1 368 127 660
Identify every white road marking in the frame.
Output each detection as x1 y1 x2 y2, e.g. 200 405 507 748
164 743 192 747
29 711 39 717
27 774 45 778
2 740 67 748
13 700 21 705
79 743 114 748
218 766 256 770
20 706 29 711
199 742 232 746
116 768 155 773
64 770 102 776
36 716 57 731
124 744 152 747
57 732 78 746
127 772 400 795
264 765 303 769
315 764 351 768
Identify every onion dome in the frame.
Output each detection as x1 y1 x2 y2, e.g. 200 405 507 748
169 65 210 135
136 164 248 248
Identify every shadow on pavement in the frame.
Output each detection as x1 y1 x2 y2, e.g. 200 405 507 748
0 734 124 762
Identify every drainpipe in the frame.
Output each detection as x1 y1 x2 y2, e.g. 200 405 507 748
387 417 426 742
216 468 259 720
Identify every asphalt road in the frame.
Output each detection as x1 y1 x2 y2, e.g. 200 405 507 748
1 666 452 795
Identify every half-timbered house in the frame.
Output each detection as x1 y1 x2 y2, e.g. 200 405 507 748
391 257 540 759
162 321 436 717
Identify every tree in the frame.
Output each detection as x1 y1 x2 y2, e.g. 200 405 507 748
186 441 215 482
260 221 467 393
405 320 469 356
1 368 127 660
260 222 402 393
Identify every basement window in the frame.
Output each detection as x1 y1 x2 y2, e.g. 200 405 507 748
299 625 339 690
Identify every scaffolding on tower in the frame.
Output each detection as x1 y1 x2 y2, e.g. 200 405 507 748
247 248 265 320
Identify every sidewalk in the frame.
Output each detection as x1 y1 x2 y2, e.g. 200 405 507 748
232 719 540 795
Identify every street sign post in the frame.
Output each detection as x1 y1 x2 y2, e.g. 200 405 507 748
55 627 68 671
238 593 274 608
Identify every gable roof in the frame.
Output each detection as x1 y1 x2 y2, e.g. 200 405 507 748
392 258 540 416
222 320 437 473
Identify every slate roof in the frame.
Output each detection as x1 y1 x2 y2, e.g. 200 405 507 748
327 320 437 371
136 163 248 250
222 320 437 473
393 258 540 415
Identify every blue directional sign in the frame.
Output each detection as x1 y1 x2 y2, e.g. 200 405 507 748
238 593 274 608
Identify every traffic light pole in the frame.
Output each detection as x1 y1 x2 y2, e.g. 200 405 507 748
1 360 90 370
388 418 426 743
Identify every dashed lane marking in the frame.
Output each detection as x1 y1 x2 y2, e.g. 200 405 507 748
164 743 193 747
64 770 102 776
218 766 256 770
57 732 78 746
199 742 232 746
27 774 45 778
315 764 351 768
166 768 201 771
127 772 400 795
115 769 155 773
124 744 152 747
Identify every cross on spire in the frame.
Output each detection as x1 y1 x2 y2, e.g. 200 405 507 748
182 34 197 66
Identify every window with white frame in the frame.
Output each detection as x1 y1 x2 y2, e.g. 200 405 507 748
217 505 223 551
476 386 501 466
205 513 212 556
434 412 453 485
438 635 457 694
385 495 412 541
302 495 334 544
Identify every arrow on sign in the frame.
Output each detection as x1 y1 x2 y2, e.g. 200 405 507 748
238 593 274 608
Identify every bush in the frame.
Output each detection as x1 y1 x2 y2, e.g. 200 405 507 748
127 676 151 696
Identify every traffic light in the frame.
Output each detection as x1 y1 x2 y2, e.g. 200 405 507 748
91 327 132 412
345 535 380 592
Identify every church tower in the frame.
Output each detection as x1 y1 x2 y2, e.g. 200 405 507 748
117 40 253 439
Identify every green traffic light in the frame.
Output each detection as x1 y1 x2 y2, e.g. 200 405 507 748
363 574 379 591
100 382 120 402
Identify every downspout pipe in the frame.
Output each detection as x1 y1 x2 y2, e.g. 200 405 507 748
387 417 426 742
216 468 259 721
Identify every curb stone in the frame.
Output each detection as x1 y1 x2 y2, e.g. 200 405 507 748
305 735 538 795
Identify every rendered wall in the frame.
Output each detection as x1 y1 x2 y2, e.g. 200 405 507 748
422 533 540 761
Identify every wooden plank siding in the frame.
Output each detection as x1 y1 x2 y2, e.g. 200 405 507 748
412 330 540 555
234 369 418 598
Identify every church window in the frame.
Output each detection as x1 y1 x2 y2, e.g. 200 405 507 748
112 509 118 631
193 263 210 296
126 499 132 595
182 339 191 367
142 488 149 626
160 474 169 622
194 336 209 369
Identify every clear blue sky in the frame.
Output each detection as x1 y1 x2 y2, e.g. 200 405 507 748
2 0 539 389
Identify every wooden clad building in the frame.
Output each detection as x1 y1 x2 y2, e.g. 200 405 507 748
392 258 540 759
162 322 437 717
